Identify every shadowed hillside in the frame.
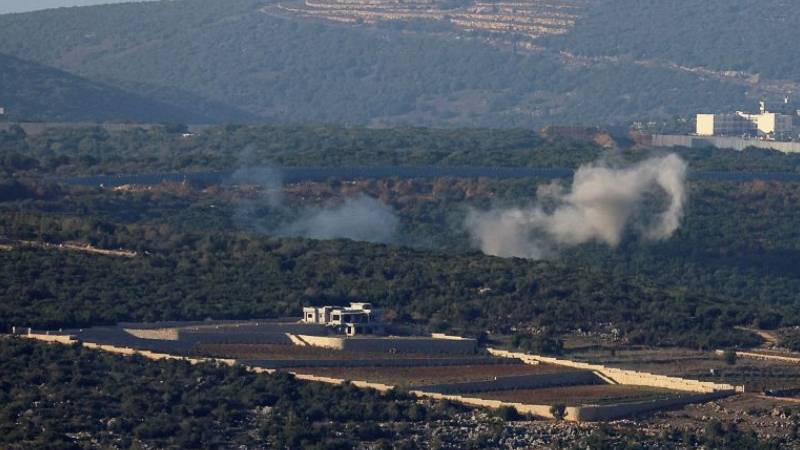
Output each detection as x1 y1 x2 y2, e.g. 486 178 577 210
0 52 250 123
0 0 754 126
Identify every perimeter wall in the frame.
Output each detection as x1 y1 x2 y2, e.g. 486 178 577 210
488 348 742 393
650 134 800 153
18 334 738 422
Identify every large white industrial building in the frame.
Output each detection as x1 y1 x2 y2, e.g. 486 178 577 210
697 100 799 140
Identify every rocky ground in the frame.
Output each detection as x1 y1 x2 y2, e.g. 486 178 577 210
357 395 800 449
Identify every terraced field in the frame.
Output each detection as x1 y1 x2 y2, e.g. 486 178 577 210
288 362 576 386
194 343 484 360
266 0 587 46
570 348 800 392
476 385 684 406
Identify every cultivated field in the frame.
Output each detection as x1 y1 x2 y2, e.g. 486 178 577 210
287 363 575 386
475 385 684 406
569 348 800 392
193 343 484 360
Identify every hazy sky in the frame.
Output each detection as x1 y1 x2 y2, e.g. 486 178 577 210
0 1 158 15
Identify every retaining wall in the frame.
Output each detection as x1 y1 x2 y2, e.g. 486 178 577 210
410 391 557 418
719 349 800 364
23 333 237 367
415 370 599 395
125 328 179 341
569 390 734 421
81 342 237 367
650 134 800 153
243 356 509 369
299 335 477 354
20 334 736 421
21 334 76 344
178 330 293 345
488 348 741 393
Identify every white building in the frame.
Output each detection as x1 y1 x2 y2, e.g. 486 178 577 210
302 302 383 336
696 113 755 137
697 101 796 140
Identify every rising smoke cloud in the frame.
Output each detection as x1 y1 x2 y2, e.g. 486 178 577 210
465 154 688 259
229 167 400 244
279 195 399 243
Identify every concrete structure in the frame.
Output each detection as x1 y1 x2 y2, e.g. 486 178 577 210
19 331 738 422
649 133 800 154
696 113 753 137
302 302 382 336
487 349 742 394
292 333 478 355
716 349 800 365
416 370 600 395
697 101 797 140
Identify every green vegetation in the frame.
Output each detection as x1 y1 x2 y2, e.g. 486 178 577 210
0 217 771 349
0 53 214 123
0 337 455 449
779 329 800 352
549 404 566 421
4 126 800 350
0 124 568 176
542 0 800 82
575 422 782 450
511 332 564 356
0 0 749 126
7 124 800 178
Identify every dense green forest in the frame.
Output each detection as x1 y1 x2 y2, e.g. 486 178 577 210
0 216 774 349
0 0 749 126
0 337 460 449
541 0 800 82
4 126 800 350
0 53 215 123
0 338 783 449
6 124 800 177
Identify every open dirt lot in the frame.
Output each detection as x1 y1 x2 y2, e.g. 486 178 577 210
287 363 576 387
474 385 683 406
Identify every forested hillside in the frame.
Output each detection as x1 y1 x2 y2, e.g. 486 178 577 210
6 126 800 349
540 0 800 82
0 53 222 123
0 337 454 448
0 0 754 126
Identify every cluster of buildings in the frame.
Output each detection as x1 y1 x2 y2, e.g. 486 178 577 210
697 99 800 141
302 302 384 336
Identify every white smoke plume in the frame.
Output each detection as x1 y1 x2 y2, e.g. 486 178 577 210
229 166 400 244
229 166 284 207
466 154 688 259
279 195 399 244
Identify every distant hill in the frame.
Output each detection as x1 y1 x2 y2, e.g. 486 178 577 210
0 0 792 126
539 0 800 83
0 0 158 15
0 52 251 123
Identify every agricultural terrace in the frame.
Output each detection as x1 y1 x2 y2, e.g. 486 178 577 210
569 348 800 392
194 343 482 360
287 363 576 387
475 385 686 406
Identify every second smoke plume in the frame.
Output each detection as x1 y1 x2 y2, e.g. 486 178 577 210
465 154 688 259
